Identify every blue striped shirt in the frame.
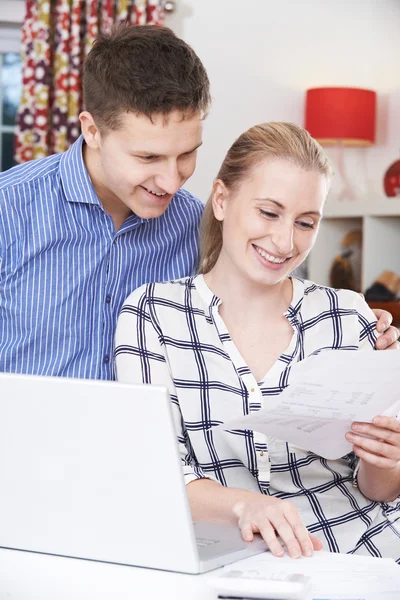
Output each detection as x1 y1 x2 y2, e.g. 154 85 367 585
0 136 203 379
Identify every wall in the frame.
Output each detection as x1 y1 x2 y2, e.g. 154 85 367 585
165 0 400 204
0 0 399 204
0 0 24 23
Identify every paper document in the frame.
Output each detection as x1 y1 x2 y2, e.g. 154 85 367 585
224 351 400 459
217 550 400 600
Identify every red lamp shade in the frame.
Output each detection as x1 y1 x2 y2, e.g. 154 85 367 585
305 87 376 147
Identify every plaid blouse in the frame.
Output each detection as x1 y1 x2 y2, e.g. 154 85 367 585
114 275 400 562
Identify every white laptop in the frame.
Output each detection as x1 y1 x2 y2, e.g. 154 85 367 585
0 373 266 574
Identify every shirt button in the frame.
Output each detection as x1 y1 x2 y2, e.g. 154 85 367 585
105 295 111 304
260 450 264 457
103 355 110 364
250 387 255 393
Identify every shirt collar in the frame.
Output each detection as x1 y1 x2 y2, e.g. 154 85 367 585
59 135 102 206
58 135 147 230
195 273 305 320
285 276 305 321
193 274 222 318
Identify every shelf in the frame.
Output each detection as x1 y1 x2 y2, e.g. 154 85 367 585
308 195 400 297
323 196 400 218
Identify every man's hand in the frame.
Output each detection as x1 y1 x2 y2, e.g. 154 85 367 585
371 308 400 350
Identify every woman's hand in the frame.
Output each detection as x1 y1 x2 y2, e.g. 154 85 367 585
371 308 400 350
232 494 323 559
346 415 400 469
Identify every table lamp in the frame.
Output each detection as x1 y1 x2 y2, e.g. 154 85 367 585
305 87 376 200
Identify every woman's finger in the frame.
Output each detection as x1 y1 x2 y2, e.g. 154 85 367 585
239 523 255 542
309 533 323 551
352 418 400 439
351 418 400 444
257 520 286 558
346 432 400 463
372 415 400 434
352 444 400 469
283 507 315 557
269 517 308 559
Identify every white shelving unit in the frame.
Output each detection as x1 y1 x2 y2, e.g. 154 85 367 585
308 196 400 293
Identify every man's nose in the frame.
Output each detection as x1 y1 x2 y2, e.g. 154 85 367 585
156 162 182 195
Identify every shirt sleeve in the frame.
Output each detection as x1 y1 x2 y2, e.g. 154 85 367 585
114 284 207 485
0 190 5 279
338 290 379 480
335 288 379 351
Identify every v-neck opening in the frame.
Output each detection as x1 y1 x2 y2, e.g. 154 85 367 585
194 274 304 387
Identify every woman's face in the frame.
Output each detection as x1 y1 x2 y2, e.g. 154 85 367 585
212 158 329 287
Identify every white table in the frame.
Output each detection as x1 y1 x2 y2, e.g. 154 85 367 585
0 548 217 600
1 547 399 600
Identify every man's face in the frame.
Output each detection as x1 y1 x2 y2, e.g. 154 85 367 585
82 110 203 219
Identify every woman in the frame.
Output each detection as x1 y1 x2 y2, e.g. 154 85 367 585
114 122 400 561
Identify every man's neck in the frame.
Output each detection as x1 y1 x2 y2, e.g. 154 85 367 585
82 143 131 231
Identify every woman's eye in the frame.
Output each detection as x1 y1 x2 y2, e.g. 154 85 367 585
260 209 278 218
297 221 314 229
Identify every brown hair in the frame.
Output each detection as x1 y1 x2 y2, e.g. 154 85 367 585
83 24 211 132
199 122 333 274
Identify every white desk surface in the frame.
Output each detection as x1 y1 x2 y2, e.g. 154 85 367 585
1 547 399 600
0 548 216 600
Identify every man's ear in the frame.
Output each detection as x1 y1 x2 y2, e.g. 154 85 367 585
79 111 102 150
211 179 229 222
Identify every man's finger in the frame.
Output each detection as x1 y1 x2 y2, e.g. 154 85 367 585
373 308 393 330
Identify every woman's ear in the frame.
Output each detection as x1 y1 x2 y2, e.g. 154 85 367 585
211 180 229 222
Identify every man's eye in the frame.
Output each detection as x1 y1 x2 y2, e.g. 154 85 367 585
142 155 156 160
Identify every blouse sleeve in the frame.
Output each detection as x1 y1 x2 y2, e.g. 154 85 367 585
351 291 380 350
338 290 379 482
114 284 207 485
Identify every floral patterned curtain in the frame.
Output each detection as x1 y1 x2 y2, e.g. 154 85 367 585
15 0 166 163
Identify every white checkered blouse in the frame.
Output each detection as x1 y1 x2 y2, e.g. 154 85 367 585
114 275 400 562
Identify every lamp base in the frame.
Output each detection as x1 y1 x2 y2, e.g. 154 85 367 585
336 141 357 201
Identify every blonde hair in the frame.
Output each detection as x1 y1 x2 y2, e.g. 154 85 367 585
199 122 333 274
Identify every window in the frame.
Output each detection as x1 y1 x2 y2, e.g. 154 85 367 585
0 52 21 171
0 25 22 172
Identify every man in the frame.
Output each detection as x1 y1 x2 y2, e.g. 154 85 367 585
0 24 397 380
